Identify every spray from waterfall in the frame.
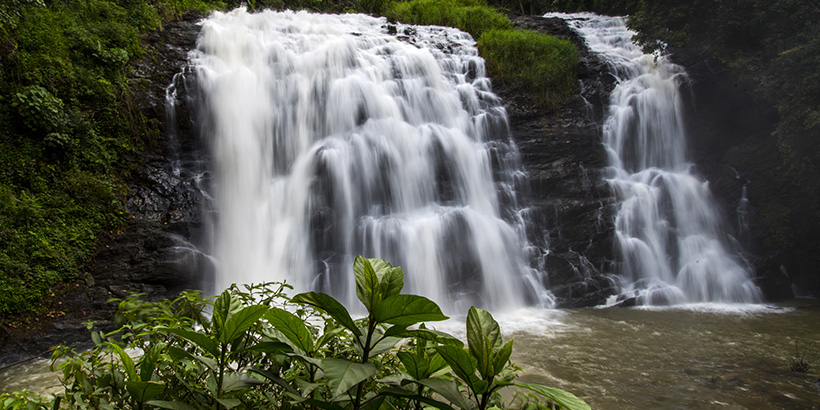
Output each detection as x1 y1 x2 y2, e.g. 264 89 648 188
190 9 552 312
548 13 761 305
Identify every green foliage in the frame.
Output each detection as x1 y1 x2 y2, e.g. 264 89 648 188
0 0 232 316
478 29 577 108
0 0 45 33
389 0 513 39
0 258 590 410
10 85 68 133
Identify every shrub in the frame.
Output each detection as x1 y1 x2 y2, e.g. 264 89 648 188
0 257 591 410
478 28 578 107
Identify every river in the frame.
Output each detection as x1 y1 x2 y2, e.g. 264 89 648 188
3 302 819 408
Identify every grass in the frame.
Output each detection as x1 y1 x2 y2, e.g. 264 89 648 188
478 28 578 107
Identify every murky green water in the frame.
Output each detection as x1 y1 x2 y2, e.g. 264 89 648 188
3 302 819 409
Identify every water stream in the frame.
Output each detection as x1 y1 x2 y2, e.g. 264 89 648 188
548 13 762 305
191 9 547 312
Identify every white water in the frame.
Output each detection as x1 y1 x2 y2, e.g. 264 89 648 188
191 9 550 312
548 13 761 305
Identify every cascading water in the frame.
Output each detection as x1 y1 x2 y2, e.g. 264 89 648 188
549 13 761 305
190 8 551 312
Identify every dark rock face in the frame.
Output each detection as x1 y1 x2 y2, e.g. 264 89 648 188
0 13 207 369
498 15 619 307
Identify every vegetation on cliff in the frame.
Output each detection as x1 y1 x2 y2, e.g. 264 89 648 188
0 258 590 410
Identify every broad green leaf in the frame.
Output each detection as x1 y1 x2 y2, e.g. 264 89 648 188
213 290 242 337
140 342 165 382
435 346 477 390
379 266 404 299
265 308 314 353
194 355 218 372
292 292 361 337
354 255 382 311
316 326 346 349
91 331 102 346
511 382 591 410
467 306 501 353
145 400 197 410
243 341 293 355
397 352 428 380
381 387 456 410
382 324 410 338
295 378 322 397
221 372 265 392
368 336 402 357
125 381 164 403
220 305 268 344
249 368 300 396
372 294 448 326
360 394 386 410
467 307 502 349
167 346 195 362
321 358 377 398
471 379 488 395
492 339 513 377
417 378 475 410
466 306 502 378
474 334 494 379
403 328 464 348
215 398 241 409
427 352 449 376
285 351 323 368
107 342 137 381
163 327 219 357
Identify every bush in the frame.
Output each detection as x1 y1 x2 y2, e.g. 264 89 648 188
478 29 578 107
0 257 591 410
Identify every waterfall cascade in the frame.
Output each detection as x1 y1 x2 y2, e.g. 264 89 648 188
190 9 551 312
549 13 761 305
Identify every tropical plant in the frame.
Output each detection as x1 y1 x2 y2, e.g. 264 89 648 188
0 256 590 410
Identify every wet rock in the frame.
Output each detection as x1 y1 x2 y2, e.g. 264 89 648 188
497 14 618 307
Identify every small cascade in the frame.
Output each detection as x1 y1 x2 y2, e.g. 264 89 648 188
548 13 761 305
190 9 551 312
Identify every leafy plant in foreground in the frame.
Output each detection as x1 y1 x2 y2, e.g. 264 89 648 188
0 256 590 410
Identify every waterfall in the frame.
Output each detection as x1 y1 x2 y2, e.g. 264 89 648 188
548 13 761 305
189 8 550 312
